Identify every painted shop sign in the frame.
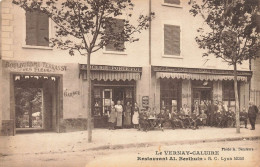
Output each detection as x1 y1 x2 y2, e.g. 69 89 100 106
64 89 80 98
80 64 142 72
4 61 67 73
152 66 252 76
142 96 149 108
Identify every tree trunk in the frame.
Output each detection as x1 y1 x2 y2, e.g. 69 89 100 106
234 63 240 133
87 52 92 142
29 102 33 128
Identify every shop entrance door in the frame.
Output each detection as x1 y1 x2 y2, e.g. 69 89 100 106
92 84 135 128
114 87 125 104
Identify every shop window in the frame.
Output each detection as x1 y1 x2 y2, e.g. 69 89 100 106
160 79 181 112
105 18 125 52
223 81 239 109
15 87 43 129
26 11 49 46
164 24 181 56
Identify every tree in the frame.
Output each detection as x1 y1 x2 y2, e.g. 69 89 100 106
13 0 153 142
189 0 259 133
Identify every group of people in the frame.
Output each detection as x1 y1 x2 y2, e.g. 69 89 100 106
191 100 258 130
107 100 259 131
107 100 139 130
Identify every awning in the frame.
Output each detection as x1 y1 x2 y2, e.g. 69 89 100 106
156 72 248 81
80 71 141 81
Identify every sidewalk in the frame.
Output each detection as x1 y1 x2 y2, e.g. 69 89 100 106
1 125 260 156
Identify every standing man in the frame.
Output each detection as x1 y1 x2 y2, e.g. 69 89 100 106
206 101 212 126
248 101 259 130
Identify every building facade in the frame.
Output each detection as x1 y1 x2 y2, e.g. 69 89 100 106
0 0 252 135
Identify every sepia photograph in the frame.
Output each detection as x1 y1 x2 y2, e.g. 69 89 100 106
0 0 259 166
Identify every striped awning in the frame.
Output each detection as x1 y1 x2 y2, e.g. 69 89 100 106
156 72 248 81
80 71 141 81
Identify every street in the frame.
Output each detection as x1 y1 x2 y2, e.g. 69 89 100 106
1 139 259 167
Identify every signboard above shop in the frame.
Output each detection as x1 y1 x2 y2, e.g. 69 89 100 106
3 60 67 73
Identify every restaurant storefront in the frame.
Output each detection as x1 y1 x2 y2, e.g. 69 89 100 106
152 66 252 112
79 64 142 128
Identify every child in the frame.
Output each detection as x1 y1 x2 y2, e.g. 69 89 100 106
139 109 149 132
199 110 207 127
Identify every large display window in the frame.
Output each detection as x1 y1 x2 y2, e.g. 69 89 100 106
160 79 182 112
222 81 240 111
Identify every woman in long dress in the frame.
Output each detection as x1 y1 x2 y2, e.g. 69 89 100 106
115 100 123 128
132 103 139 129
124 102 132 128
108 101 116 130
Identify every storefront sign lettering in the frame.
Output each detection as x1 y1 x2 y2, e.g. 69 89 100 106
142 96 149 108
64 89 80 98
80 64 142 72
4 61 67 73
152 66 252 76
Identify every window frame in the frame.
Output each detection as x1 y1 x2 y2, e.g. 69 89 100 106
103 18 128 55
160 79 182 112
222 81 240 109
22 10 52 50
161 0 182 8
162 21 183 58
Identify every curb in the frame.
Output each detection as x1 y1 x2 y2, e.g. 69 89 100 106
86 136 260 151
1 136 259 156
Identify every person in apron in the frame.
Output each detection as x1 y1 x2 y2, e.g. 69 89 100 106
132 102 139 129
115 100 123 128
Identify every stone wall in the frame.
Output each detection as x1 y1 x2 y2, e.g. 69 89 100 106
251 57 260 91
1 0 14 59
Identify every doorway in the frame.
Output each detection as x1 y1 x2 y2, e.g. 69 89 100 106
92 80 136 128
13 75 61 133
193 89 212 104
192 80 213 111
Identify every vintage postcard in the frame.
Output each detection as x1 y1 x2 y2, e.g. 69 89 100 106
0 0 259 166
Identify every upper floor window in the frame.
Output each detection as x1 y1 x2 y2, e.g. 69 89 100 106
26 11 49 47
162 0 182 7
164 0 180 5
164 24 181 56
105 18 125 52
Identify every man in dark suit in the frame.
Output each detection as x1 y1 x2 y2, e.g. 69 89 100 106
248 101 259 130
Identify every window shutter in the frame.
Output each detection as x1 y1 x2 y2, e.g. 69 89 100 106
164 24 180 56
37 12 49 46
26 11 49 46
164 0 180 5
106 19 125 52
26 11 37 45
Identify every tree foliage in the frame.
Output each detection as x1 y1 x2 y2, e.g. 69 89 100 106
13 0 154 55
189 0 259 133
189 0 259 65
